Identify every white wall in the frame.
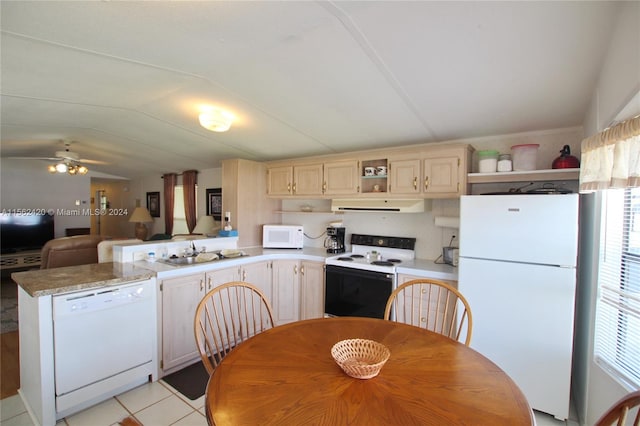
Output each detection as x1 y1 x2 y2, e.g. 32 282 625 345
578 2 640 424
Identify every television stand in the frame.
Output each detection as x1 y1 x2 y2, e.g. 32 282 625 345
1 250 42 271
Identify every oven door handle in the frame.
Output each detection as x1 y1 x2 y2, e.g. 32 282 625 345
325 265 394 281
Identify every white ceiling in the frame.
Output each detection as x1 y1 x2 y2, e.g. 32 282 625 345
0 1 622 179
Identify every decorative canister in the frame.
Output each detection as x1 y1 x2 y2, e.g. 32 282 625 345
497 154 512 172
477 150 499 173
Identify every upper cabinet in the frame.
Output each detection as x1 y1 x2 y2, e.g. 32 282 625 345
266 143 473 199
422 146 470 197
267 160 358 197
388 158 421 194
388 145 473 198
324 160 359 196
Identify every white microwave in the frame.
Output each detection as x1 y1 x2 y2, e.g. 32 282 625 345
262 225 304 249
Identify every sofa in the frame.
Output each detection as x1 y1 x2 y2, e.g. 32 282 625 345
40 235 104 269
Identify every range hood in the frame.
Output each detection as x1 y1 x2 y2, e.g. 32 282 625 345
331 199 426 213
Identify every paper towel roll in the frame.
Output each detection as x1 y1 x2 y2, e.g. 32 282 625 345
434 216 460 228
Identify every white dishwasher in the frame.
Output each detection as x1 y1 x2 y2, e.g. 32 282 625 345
53 279 156 415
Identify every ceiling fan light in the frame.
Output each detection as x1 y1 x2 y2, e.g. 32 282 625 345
48 165 57 174
68 166 78 175
55 163 68 173
78 165 89 174
199 109 233 132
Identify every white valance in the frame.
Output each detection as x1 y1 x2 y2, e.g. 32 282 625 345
579 115 640 192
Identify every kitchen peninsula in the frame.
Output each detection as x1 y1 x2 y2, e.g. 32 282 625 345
12 239 457 426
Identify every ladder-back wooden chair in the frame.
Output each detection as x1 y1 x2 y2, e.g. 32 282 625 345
194 281 275 375
384 278 473 346
595 390 640 426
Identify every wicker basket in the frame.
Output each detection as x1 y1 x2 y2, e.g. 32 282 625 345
331 339 390 379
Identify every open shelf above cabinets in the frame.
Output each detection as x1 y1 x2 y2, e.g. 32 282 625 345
467 168 579 184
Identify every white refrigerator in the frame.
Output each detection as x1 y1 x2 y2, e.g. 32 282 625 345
458 194 579 421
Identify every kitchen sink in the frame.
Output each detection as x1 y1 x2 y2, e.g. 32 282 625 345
159 250 247 267
163 256 201 265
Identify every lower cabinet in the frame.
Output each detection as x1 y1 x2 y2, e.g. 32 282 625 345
300 260 325 320
159 258 324 375
272 259 325 324
160 273 206 372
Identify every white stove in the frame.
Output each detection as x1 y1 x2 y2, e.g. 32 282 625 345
324 234 417 319
325 234 416 273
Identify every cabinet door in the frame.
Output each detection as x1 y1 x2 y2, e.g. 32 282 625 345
300 260 325 320
389 159 421 194
161 273 205 371
240 260 273 307
324 160 359 195
267 165 293 196
205 266 240 291
271 260 301 325
423 155 460 196
293 163 324 196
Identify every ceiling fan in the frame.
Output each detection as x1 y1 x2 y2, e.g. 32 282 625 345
9 141 106 175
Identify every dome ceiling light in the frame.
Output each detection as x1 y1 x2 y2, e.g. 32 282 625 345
199 108 234 132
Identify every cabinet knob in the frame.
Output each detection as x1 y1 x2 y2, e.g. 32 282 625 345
413 176 418 190
424 177 429 190
287 183 292 193
200 280 204 292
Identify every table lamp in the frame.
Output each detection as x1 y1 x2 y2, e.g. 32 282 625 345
129 207 154 240
193 215 217 235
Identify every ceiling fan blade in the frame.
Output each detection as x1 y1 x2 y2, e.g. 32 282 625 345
7 156 62 161
78 158 108 165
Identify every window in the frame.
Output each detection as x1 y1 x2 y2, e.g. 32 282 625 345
172 185 197 235
594 187 640 389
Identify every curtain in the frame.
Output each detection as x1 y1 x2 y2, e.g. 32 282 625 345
163 173 177 235
579 115 640 192
182 170 198 233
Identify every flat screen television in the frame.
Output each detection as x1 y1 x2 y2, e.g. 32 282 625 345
0 212 55 254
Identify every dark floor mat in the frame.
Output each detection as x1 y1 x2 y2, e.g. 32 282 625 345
162 361 209 400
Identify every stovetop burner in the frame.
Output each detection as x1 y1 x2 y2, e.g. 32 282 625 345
371 261 394 266
325 233 417 273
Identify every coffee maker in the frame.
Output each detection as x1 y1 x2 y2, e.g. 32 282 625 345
324 227 346 254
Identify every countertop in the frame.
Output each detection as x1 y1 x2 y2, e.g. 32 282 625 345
11 262 156 297
12 247 457 297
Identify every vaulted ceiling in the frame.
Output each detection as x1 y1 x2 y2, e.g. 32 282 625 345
0 1 622 178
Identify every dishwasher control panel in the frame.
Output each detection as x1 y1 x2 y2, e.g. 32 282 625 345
53 280 153 317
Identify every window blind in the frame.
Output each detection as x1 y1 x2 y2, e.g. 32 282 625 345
594 187 640 389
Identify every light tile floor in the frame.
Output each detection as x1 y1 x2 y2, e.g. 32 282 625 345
0 380 207 426
1 379 580 426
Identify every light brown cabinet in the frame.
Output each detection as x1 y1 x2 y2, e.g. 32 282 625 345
271 259 325 324
267 160 358 197
388 158 421 194
267 164 325 196
160 273 206 372
299 260 325 320
222 159 281 247
323 159 359 195
387 145 472 198
422 150 464 196
266 143 473 199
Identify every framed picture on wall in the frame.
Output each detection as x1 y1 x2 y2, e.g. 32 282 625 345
206 188 222 221
147 192 160 217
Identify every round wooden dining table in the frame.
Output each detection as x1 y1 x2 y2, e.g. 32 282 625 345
205 317 534 425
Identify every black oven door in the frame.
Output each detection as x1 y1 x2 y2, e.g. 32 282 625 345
324 265 393 319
